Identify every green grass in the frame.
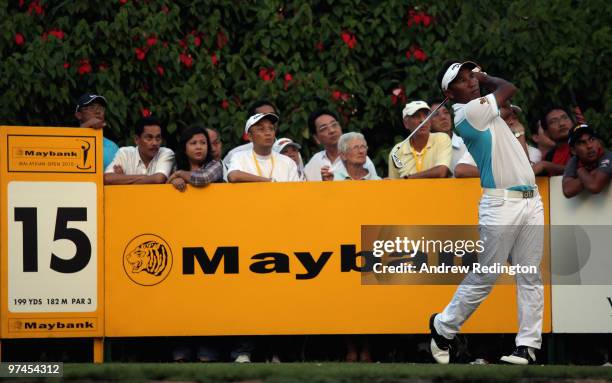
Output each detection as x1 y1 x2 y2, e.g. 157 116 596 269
59 363 612 382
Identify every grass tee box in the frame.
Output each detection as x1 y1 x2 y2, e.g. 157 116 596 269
61 363 612 382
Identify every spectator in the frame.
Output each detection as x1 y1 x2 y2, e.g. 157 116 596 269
104 116 174 185
333 132 380 180
562 125 611 198
74 93 119 169
533 107 574 175
388 101 452 179
327 131 376 361
207 127 228 179
304 109 378 181
529 119 555 161
223 99 278 166
227 113 299 182
500 104 542 164
167 126 223 191
429 100 467 175
206 127 223 161
454 150 479 178
273 137 306 180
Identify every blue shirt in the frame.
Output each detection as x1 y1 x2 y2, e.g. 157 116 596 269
103 137 119 169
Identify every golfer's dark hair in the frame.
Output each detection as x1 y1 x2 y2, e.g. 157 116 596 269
437 59 461 92
135 116 162 136
308 109 339 136
541 106 573 130
247 99 278 117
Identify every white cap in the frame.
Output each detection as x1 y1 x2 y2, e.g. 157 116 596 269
244 113 279 134
273 137 301 153
402 101 431 118
440 61 478 91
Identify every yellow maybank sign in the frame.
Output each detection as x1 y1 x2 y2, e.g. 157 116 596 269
105 179 551 337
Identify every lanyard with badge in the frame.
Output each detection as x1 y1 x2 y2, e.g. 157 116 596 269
252 150 275 178
409 146 428 172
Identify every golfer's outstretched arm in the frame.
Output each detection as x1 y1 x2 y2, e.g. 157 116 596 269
474 72 517 109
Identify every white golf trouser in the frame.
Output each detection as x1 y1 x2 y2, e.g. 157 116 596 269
434 192 545 349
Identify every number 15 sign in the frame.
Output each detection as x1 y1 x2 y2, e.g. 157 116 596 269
0 127 103 338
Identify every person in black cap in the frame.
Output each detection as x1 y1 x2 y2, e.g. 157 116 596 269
75 93 119 169
562 125 611 198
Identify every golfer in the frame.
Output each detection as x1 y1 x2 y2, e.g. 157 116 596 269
429 60 544 365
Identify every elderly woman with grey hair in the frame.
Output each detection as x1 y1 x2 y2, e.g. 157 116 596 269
330 132 381 180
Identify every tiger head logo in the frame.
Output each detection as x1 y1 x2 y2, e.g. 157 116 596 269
123 234 172 286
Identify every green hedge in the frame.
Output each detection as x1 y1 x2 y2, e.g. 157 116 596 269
1 0 610 172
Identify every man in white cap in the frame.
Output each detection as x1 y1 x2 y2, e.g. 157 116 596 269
429 60 544 366
388 100 452 179
227 113 299 183
273 137 306 180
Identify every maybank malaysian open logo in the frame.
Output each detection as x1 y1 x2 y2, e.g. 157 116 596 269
123 234 173 286
8 135 96 173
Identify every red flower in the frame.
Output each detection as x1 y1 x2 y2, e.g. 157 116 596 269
407 8 433 28
146 35 157 47
27 0 43 15
14 33 25 46
19 0 25 7
120 0 128 4
258 67 275 81
406 45 427 62
156 65 165 76
283 73 293 90
211 52 219 66
331 90 342 101
216 31 228 49
340 92 350 102
77 59 92 75
413 48 427 62
49 29 65 39
340 31 357 49
135 47 147 61
315 41 324 52
141 108 151 117
193 36 201 47
179 52 194 68
390 87 406 106
179 39 187 49
161 4 169 14
220 99 229 110
98 63 109 71
413 13 423 24
63 62 70 69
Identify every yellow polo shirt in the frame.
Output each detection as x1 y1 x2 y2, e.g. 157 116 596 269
388 132 452 178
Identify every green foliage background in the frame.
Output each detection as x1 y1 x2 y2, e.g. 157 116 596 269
1 0 610 173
